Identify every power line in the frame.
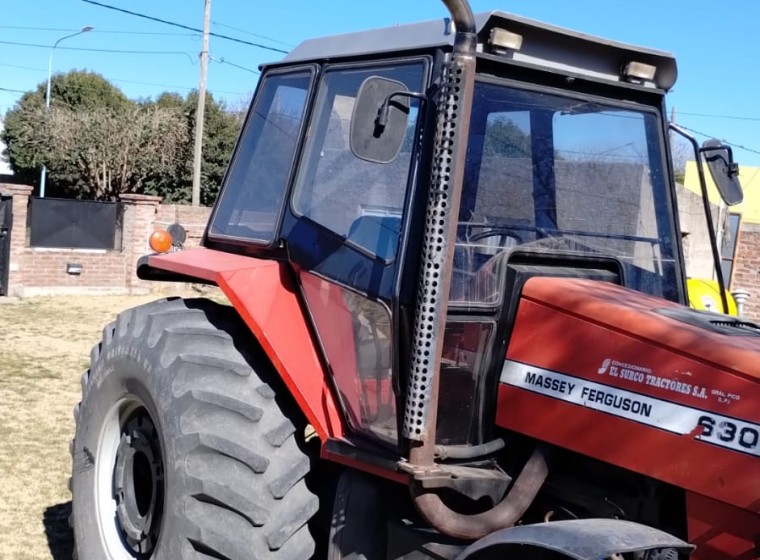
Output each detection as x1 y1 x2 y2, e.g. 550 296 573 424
0 62 47 73
0 79 245 98
210 21 292 48
120 78 245 96
0 25 198 37
744 166 760 188
678 111 760 122
79 0 288 54
678 124 760 157
0 80 248 108
211 57 259 75
0 62 248 96
0 39 196 62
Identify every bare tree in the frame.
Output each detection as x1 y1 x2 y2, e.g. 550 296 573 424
670 134 694 184
38 104 188 199
227 92 254 127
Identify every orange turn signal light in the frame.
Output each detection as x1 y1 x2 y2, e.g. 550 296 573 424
149 229 173 253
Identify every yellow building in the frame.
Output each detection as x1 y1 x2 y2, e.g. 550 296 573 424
682 160 760 317
683 160 760 223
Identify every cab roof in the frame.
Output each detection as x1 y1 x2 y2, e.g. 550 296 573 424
281 11 677 91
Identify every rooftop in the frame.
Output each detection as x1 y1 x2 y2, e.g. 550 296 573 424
282 11 677 91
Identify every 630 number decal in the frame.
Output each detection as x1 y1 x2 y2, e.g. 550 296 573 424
697 415 760 455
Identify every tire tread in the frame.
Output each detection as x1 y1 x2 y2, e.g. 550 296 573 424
72 297 317 560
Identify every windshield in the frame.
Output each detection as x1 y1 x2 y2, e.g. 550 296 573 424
451 81 679 305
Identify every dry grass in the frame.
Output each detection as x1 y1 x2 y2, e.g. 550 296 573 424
0 287 212 560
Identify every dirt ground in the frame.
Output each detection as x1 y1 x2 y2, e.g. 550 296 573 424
0 288 210 560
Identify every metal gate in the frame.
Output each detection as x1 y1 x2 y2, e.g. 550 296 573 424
0 196 12 296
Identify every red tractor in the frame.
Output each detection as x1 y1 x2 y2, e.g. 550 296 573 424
69 2 756 559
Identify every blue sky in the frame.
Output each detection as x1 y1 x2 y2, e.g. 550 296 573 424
2 0 760 167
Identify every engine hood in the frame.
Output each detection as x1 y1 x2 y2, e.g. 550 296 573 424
520 277 760 382
497 276 760 514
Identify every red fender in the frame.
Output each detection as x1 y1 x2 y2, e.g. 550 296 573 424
148 248 345 441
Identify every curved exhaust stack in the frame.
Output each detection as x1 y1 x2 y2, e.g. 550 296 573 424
402 0 549 540
412 448 549 540
441 0 477 52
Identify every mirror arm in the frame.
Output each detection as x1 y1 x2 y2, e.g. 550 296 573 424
377 91 428 129
701 144 740 177
669 122 730 314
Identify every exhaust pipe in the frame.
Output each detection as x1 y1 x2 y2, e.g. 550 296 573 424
402 1 549 539
412 447 549 540
402 0 478 465
441 0 477 51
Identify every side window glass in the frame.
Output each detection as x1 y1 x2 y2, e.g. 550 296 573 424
292 62 425 260
209 70 312 242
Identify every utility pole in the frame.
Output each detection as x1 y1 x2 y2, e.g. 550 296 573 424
191 0 211 207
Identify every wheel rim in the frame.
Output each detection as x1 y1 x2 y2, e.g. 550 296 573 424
96 399 165 559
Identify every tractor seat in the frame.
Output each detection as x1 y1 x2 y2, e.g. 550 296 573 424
347 214 402 261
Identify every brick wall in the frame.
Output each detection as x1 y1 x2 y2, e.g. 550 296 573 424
729 223 760 321
3 184 33 294
0 184 211 297
5 181 760 317
154 204 211 249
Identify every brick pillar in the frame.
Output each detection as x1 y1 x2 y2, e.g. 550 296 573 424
120 193 162 294
730 223 760 322
0 183 33 296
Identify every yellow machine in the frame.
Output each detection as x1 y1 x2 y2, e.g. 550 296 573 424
687 277 738 316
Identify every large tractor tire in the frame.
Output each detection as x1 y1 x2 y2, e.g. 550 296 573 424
70 298 318 560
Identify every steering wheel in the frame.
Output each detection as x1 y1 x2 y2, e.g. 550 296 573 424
467 228 524 248
453 228 523 294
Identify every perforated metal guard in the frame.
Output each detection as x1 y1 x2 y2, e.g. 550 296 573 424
403 55 470 441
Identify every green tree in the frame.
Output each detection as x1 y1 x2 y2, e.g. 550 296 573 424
187 91 241 206
1 71 130 195
142 91 241 205
2 71 244 204
483 118 531 158
43 69 128 110
44 104 187 199
140 92 193 203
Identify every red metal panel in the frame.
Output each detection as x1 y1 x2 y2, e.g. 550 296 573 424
149 248 344 441
496 384 759 512
686 492 760 559
520 277 760 383
300 273 362 429
497 277 760 513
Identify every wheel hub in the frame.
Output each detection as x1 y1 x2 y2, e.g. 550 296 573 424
114 409 164 556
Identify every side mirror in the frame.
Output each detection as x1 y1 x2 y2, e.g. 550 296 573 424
701 139 743 206
350 76 420 164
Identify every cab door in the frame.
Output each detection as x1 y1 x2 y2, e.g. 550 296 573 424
281 58 429 446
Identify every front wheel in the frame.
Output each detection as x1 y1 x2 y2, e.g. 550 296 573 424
70 298 318 560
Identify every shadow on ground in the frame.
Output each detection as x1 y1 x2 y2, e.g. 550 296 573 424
44 501 74 560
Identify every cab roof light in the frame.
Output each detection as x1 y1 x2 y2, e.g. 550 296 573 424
488 27 524 54
623 60 657 83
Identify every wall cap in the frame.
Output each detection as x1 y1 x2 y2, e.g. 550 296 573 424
120 193 163 205
739 222 760 233
0 183 34 197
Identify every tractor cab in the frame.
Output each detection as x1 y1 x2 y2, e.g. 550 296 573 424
202 11 694 451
